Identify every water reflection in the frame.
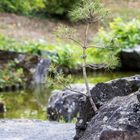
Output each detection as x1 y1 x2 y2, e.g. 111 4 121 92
73 71 140 84
0 71 140 120
0 86 51 120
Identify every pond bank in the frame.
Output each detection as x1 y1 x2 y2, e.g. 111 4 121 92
0 119 75 140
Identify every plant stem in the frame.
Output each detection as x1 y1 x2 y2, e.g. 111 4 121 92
82 23 97 112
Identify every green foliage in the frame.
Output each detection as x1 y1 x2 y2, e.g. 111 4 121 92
0 0 45 15
47 65 73 89
44 0 108 21
55 25 76 40
0 61 25 88
40 43 82 69
69 0 108 22
44 0 81 17
0 33 118 69
57 47 75 68
0 35 40 54
88 48 120 69
0 35 80 69
0 33 120 70
93 18 140 67
95 18 140 49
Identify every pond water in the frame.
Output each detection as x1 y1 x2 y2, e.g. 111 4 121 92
0 71 140 120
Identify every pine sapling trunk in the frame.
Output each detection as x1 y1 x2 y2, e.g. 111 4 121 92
82 23 98 112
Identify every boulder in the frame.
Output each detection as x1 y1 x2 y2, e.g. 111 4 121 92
91 75 140 107
79 92 140 140
47 84 94 121
120 45 140 70
75 75 140 139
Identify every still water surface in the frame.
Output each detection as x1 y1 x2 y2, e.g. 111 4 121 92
0 71 139 120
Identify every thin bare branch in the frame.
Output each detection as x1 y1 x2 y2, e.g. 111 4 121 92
88 45 114 50
64 85 88 96
90 16 104 24
88 45 106 49
68 37 83 47
87 63 107 70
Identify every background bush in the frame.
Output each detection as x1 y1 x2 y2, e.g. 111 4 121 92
93 18 140 67
95 18 140 49
0 0 82 20
0 0 45 15
1 18 140 69
44 0 81 18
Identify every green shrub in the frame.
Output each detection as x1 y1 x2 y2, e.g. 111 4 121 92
92 18 140 67
44 0 81 18
0 0 45 15
95 18 140 49
0 62 25 88
0 33 119 69
39 43 81 69
0 35 80 69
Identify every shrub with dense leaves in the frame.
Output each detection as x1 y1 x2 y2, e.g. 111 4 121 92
0 62 25 88
95 18 140 49
0 0 44 15
93 18 140 67
44 0 81 18
0 35 81 69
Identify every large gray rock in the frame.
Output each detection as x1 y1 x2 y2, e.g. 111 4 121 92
75 75 140 139
0 119 75 140
120 45 140 70
91 75 140 107
80 92 140 140
47 84 94 121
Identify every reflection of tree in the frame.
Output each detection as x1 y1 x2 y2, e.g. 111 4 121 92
32 84 51 107
1 90 46 119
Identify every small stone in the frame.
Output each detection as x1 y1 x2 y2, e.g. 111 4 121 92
103 116 108 122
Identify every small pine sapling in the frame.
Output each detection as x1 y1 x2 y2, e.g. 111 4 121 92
56 0 109 112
